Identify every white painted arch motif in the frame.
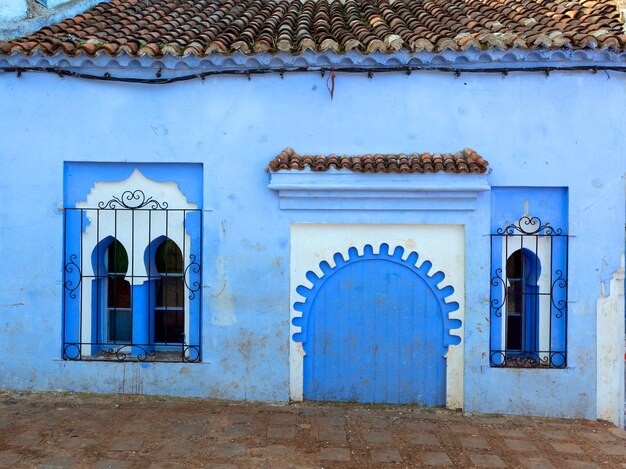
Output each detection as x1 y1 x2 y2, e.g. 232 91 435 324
75 169 198 356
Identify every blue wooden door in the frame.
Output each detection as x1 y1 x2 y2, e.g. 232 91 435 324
301 251 447 405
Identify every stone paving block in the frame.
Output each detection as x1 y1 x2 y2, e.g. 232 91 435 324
364 431 393 444
540 430 572 441
403 421 437 431
450 425 477 434
224 424 252 438
505 439 538 452
476 417 509 425
599 444 626 456
409 411 439 419
212 443 245 458
8 433 43 446
495 429 526 438
520 457 555 469
121 423 152 434
39 456 76 469
267 426 296 439
77 420 102 432
296 407 326 416
147 463 187 469
566 461 600 469
320 447 350 461
314 416 344 427
109 438 144 452
30 418 63 430
0 452 20 468
160 439 196 454
460 436 490 449
578 432 607 442
172 423 204 436
269 414 297 425
420 452 453 466
225 414 254 425
550 442 584 454
406 432 440 445
93 460 130 469
59 437 91 449
278 464 319 469
371 449 402 463
317 428 346 443
250 445 295 459
608 428 626 439
469 454 506 468
367 417 390 429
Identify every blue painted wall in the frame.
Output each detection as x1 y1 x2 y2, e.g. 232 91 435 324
0 65 624 419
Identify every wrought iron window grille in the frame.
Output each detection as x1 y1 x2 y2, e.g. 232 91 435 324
62 190 202 363
489 215 568 368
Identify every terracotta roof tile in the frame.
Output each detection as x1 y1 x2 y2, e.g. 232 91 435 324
2 0 625 57
267 148 489 174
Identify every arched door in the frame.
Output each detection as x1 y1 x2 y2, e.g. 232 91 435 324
294 245 459 406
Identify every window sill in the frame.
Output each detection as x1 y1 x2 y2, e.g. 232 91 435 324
62 343 201 363
489 351 566 369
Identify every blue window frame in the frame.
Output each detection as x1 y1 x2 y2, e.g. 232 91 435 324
62 163 203 363
489 188 569 368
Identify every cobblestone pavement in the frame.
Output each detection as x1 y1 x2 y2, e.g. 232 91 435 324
0 392 625 469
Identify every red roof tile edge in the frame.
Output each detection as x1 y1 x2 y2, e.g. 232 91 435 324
1 0 625 58
267 148 489 174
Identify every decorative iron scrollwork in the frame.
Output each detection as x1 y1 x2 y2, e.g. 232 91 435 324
98 190 169 210
63 343 81 360
496 215 563 236
184 254 201 300
550 270 567 318
62 342 201 363
490 350 566 368
183 345 201 363
490 268 505 318
63 254 81 299
103 344 157 361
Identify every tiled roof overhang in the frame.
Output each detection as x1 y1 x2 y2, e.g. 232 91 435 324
266 148 489 174
1 0 625 59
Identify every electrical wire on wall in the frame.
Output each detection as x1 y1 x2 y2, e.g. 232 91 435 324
0 64 620 85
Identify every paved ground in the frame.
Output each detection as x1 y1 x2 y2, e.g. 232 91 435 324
0 392 625 468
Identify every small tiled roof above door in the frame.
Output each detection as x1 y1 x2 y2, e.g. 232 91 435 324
266 148 489 174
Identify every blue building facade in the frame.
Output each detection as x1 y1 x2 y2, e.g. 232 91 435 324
0 0 624 426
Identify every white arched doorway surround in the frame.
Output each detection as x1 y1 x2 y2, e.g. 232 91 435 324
289 224 465 409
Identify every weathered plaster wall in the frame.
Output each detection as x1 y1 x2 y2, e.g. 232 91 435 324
0 0 105 40
0 0 26 22
0 67 624 419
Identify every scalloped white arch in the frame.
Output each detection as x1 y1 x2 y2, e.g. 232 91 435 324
290 223 465 409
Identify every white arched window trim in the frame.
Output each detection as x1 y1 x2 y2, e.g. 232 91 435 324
76 169 197 357
500 223 552 361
